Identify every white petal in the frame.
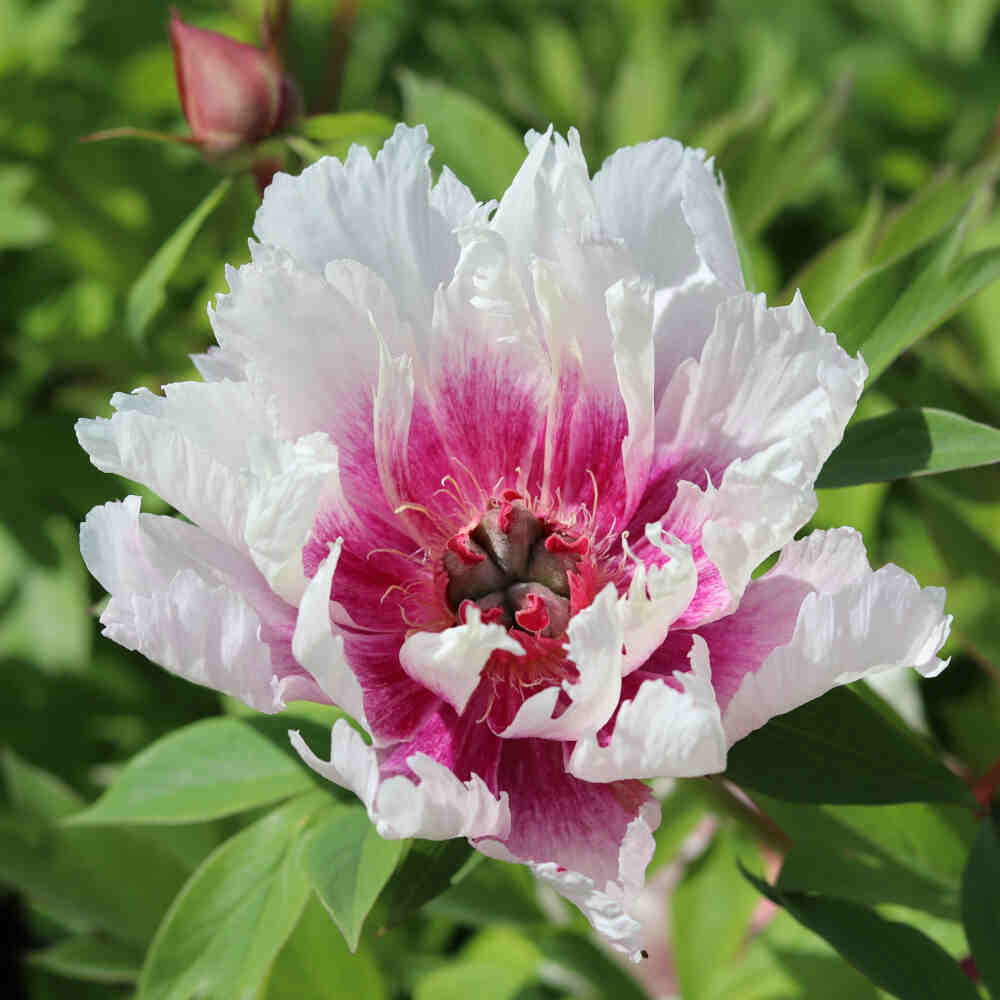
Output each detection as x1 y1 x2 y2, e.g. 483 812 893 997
290 721 510 841
290 541 368 728
608 276 656 514
620 524 697 673
477 799 661 962
569 635 727 781
245 432 342 604
254 124 458 327
593 138 742 291
76 380 269 550
499 584 624 740
191 345 247 382
398 608 524 716
81 498 280 712
722 528 952 746
430 165 493 228
662 291 867 488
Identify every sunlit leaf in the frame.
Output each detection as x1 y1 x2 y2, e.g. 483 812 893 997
29 935 142 985
125 176 233 341
302 804 404 951
138 792 328 1000
67 717 315 826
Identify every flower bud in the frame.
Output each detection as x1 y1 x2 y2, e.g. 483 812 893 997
169 10 302 154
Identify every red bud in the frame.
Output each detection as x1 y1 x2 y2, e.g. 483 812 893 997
169 10 302 154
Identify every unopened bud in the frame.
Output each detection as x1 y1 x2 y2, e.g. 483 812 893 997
169 10 302 154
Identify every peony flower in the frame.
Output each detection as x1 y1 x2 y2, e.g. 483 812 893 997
76 125 951 958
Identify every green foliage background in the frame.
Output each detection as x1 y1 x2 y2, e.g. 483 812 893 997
3 0 1000 997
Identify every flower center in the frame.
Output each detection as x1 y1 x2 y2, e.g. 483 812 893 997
443 495 589 638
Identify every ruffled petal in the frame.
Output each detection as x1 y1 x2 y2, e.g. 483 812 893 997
254 124 458 327
290 720 510 840
80 498 285 712
76 380 269 550
399 609 524 716
478 739 659 961
290 540 368 727
499 584 624 740
717 528 952 746
569 635 726 781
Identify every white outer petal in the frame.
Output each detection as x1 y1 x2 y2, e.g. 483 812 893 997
290 721 510 841
245 432 342 605
499 584 624 741
608 276 656 515
254 124 458 327
569 635 727 781
477 799 661 962
620 524 697 673
81 497 279 712
290 540 368 728
722 528 952 746
398 608 524 716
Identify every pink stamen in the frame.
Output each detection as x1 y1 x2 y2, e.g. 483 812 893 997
514 592 550 633
446 532 486 564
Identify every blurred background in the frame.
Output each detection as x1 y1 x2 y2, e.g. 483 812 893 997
3 0 1000 997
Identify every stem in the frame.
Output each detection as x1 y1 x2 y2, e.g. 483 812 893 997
698 776 792 854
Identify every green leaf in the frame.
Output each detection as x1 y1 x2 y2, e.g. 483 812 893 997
961 807 1000 998
415 926 541 1000
771 799 974 919
138 791 329 1000
264 897 387 1000
426 854 543 925
827 217 1000 385
0 164 52 249
536 928 648 1000
0 791 190 947
29 935 142 985
817 407 1000 487
125 176 233 341
398 70 525 201
301 805 404 951
743 869 981 1000
673 828 763 1000
297 112 396 160
375 837 477 931
724 686 976 806
67 717 315 826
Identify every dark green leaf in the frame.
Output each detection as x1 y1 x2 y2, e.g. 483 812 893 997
67 717 315 826
743 868 980 1000
138 791 328 1000
536 928 648 1000
398 70 525 201
817 407 1000 487
376 838 477 930
125 176 233 341
961 806 1000 998
725 686 976 806
29 935 142 984
302 805 404 951
426 855 543 925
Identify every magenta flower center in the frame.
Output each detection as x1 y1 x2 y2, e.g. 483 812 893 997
443 495 591 640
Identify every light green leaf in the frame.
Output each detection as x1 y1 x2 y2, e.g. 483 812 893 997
125 176 233 341
297 112 396 160
138 791 328 1000
426 854 543 926
398 70 525 201
415 927 540 1000
817 407 1000 487
724 686 976 806
536 928 648 1000
302 805 404 951
744 869 981 1000
29 935 142 985
264 897 387 1000
0 165 52 249
673 828 763 1000
961 806 1000 999
67 717 315 826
